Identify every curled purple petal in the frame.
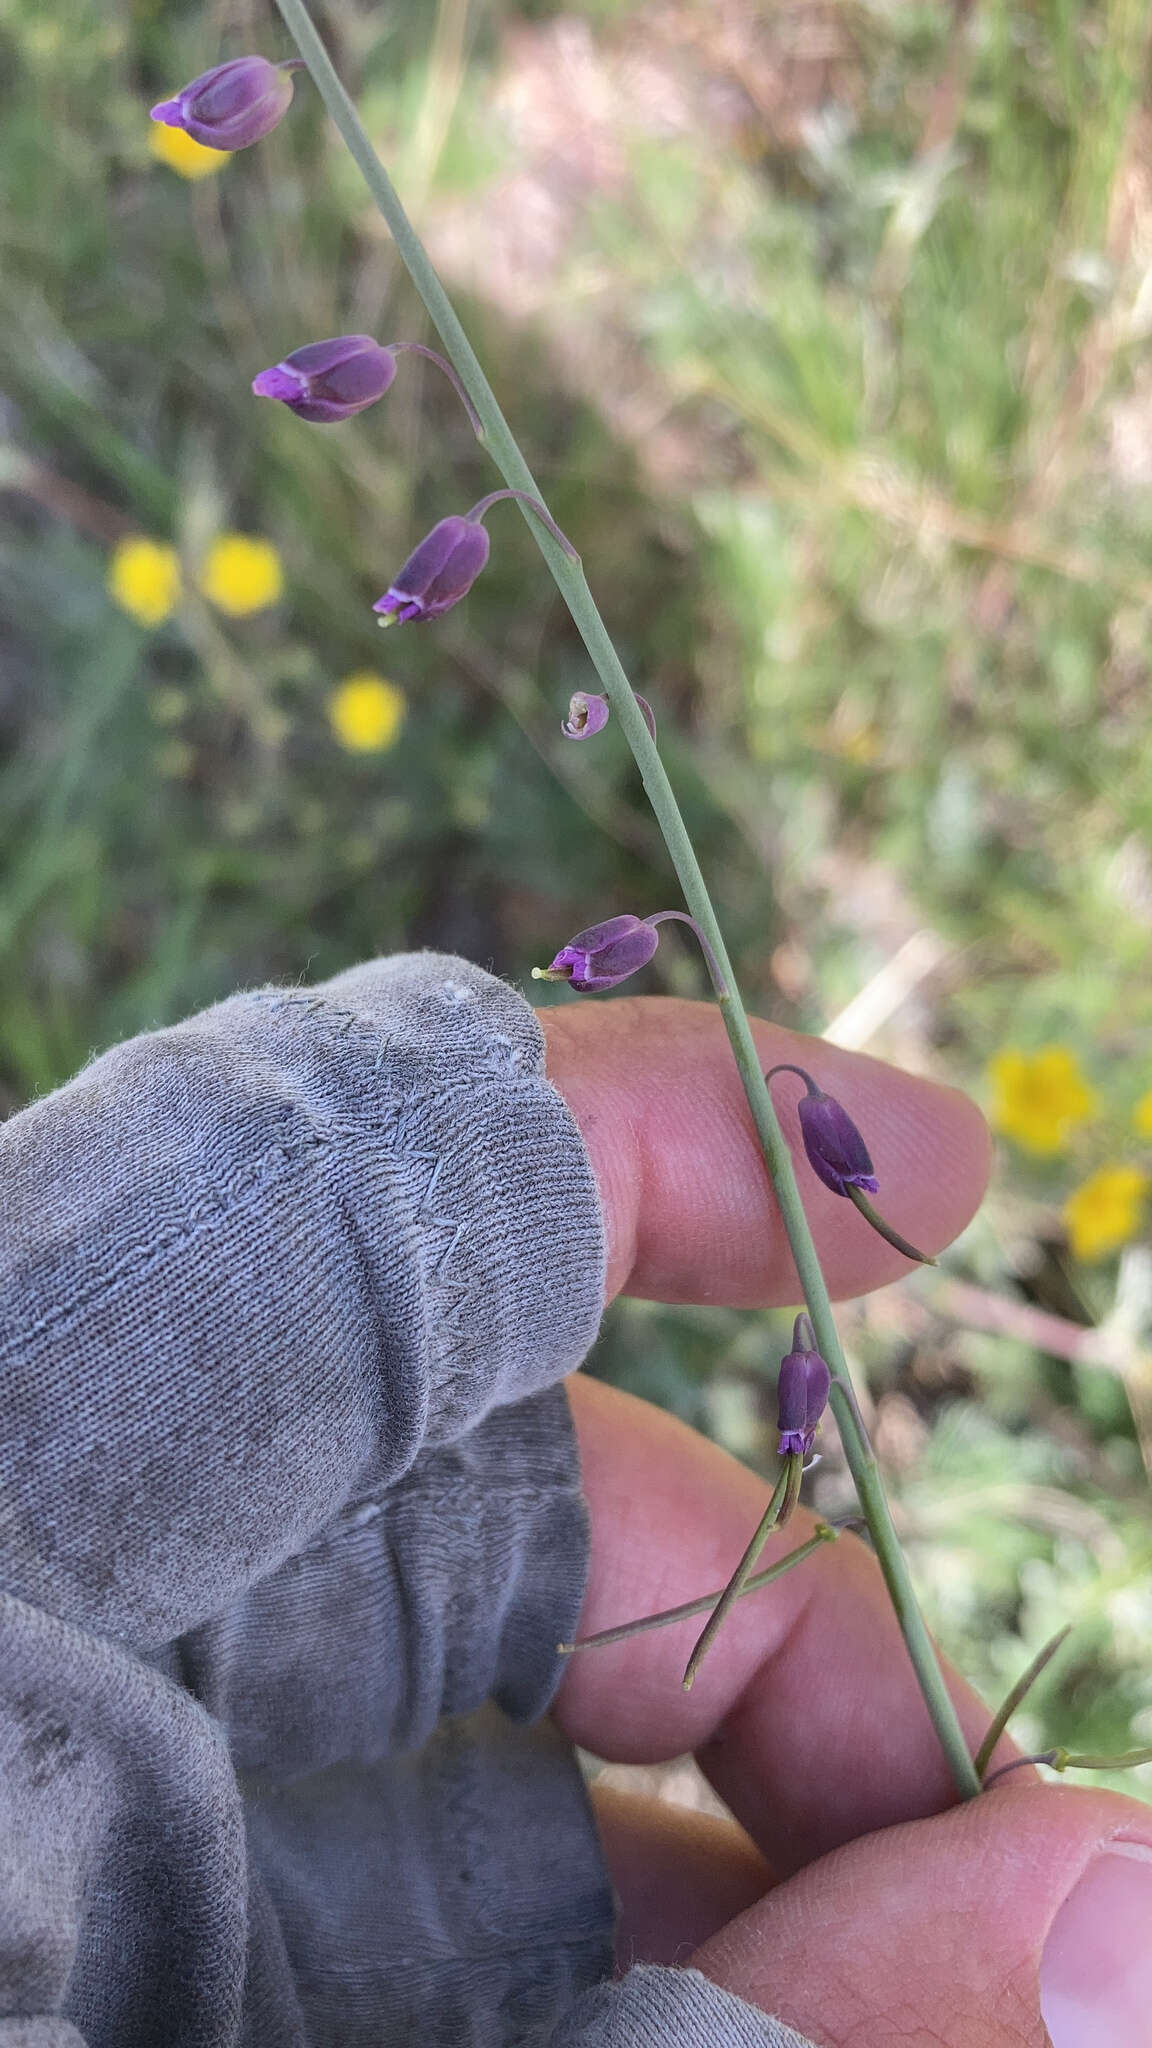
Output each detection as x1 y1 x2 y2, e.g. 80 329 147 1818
560 691 657 742
562 692 611 740
252 364 304 404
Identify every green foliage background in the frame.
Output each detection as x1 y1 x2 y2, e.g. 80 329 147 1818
1 0 1150 1792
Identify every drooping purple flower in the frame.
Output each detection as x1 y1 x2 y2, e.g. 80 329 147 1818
151 56 302 152
253 337 397 423
372 490 576 629
765 1063 879 1197
536 915 661 992
373 491 573 626
765 1062 934 1263
776 1314 831 1458
253 338 482 433
534 909 726 997
373 517 490 626
798 1091 879 1198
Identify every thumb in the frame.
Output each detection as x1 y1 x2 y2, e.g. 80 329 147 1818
691 1783 1152 2048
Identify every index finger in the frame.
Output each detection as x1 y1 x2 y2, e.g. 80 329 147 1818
541 996 990 1305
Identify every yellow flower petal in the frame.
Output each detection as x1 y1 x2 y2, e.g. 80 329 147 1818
328 673 407 754
988 1045 1098 1156
198 534 284 617
1134 1089 1152 1140
107 537 182 628
149 122 231 180
1062 1164 1149 1262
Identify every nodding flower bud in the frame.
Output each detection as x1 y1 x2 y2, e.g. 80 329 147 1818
765 1064 878 1197
798 1091 879 1198
253 337 481 432
253 337 397 423
765 1063 935 1264
151 56 301 152
534 915 660 993
776 1314 831 1458
373 490 577 628
374 517 490 626
533 908 726 996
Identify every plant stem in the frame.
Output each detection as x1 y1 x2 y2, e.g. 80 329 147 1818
646 911 728 998
559 1524 836 1654
274 0 981 1802
973 1625 1071 1782
683 1455 800 1691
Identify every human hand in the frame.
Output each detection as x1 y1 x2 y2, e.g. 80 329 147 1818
544 997 1151 2048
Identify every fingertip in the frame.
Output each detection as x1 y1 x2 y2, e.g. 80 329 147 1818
693 1782 1152 2048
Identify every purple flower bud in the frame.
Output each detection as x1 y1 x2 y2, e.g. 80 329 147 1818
252 336 397 423
765 1064 879 1198
776 1315 831 1458
797 1091 879 1198
767 1064 934 1264
151 56 301 152
537 915 660 993
373 517 490 626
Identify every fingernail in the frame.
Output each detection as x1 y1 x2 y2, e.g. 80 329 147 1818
1039 1840 1152 2047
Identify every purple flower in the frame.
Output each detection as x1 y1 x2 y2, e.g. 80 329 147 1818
253 337 397 423
765 1064 879 1197
561 692 611 740
373 517 490 626
373 491 577 628
766 1061 933 1262
253 338 482 434
561 691 657 741
151 56 301 152
776 1315 831 1458
536 915 660 992
534 909 725 997
798 1091 879 1198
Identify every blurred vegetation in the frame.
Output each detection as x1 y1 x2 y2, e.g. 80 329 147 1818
1 0 1150 1792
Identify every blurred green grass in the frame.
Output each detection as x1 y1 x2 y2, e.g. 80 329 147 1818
1 0 1150 1790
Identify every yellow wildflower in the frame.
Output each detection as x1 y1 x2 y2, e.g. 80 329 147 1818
329 673 407 754
1134 1089 1152 1139
199 535 284 617
107 537 182 628
148 122 231 180
1062 1165 1149 1263
989 1046 1097 1156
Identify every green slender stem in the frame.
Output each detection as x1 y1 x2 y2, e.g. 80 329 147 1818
984 1746 1152 1789
646 911 729 998
973 1625 1072 1781
559 1525 836 1655
274 0 981 1803
683 1454 802 1691
846 1185 936 1267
